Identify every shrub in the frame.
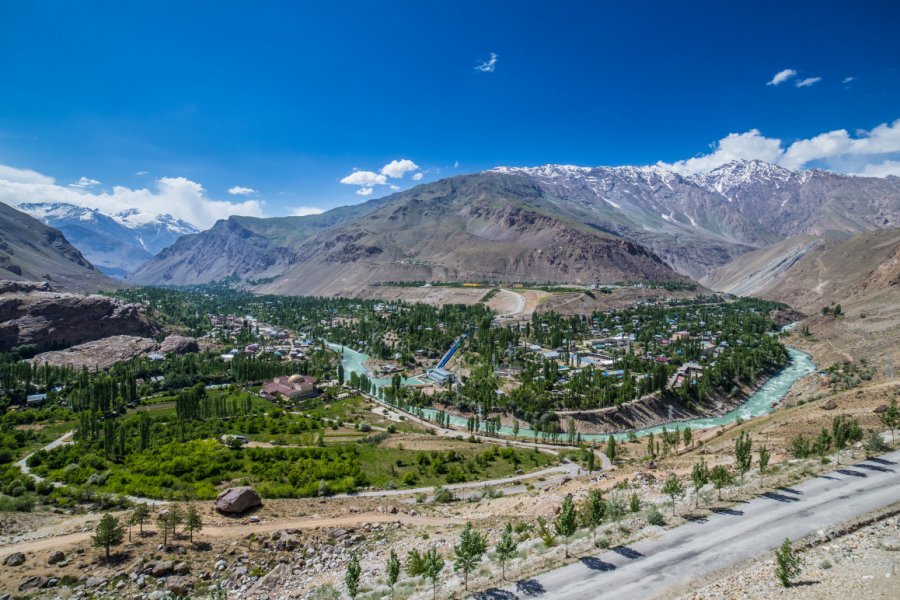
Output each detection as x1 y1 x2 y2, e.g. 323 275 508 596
646 506 665 526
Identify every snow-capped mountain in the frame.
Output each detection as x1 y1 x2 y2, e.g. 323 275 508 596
131 159 900 290
15 202 198 277
489 159 900 277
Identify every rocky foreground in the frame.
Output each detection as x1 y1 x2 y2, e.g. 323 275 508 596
0 281 157 353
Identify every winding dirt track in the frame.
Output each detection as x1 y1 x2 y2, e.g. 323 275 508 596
0 513 456 561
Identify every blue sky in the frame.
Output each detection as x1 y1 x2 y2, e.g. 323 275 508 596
1 0 899 227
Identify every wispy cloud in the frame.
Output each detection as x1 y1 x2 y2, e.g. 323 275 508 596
228 186 257 196
68 176 101 189
412 172 424 181
356 186 374 196
766 68 797 86
842 76 856 84
657 118 900 177
475 52 498 73
290 206 325 216
795 76 822 88
135 171 148 176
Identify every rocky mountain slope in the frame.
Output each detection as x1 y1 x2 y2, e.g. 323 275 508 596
0 201 121 293
705 229 900 367
129 198 393 286
494 160 899 278
0 280 158 353
129 161 900 294
16 202 198 277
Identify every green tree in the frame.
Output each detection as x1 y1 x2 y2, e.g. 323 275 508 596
710 464 733 501
386 549 400 598
582 489 605 543
735 431 753 488
406 549 425 577
495 523 518 581
345 553 360 599
93 513 125 559
832 415 862 464
130 504 150 536
606 435 617 462
774 538 801 587
758 443 770 486
662 474 685 516
157 511 170 546
185 504 203 543
833 304 842 317
877 399 898 446
423 548 444 600
555 494 578 557
691 459 709 508
453 522 487 590
629 492 641 513
683 427 693 448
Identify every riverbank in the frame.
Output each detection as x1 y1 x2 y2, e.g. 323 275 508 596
335 339 817 442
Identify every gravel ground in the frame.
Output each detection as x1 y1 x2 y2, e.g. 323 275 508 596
674 515 900 600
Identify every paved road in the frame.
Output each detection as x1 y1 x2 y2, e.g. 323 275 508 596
488 450 900 600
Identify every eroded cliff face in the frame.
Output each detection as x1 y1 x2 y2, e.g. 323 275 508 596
0 280 158 352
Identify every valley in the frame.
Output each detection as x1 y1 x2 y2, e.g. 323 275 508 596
0 157 898 600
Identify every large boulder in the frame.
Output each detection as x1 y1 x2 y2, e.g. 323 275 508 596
47 550 65 565
159 335 200 355
215 486 263 515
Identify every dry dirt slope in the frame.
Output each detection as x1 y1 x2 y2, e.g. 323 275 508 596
705 228 900 366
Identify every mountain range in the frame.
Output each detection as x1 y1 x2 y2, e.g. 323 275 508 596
0 202 121 293
14 202 197 277
129 160 900 295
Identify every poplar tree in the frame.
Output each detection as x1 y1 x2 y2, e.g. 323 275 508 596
495 523 518 581
555 494 578 557
453 522 486 590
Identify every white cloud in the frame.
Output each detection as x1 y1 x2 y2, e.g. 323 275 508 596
228 186 257 196
475 52 498 73
659 129 783 175
340 170 388 187
795 76 822 88
412 172 424 181
767 69 797 86
380 159 419 179
68 176 101 189
453 160 460 169
853 160 900 178
135 171 148 176
658 119 900 177
0 164 263 229
842 76 856 84
290 206 325 216
390 185 401 191
0 164 55 185
340 159 422 195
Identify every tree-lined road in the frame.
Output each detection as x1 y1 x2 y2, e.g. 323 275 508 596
492 450 900 599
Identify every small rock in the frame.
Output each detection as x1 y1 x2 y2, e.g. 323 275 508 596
47 550 66 565
18 576 47 592
165 575 193 596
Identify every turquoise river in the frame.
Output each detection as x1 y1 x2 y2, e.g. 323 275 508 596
327 341 816 443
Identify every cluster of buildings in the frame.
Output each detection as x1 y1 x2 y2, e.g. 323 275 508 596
259 374 319 401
